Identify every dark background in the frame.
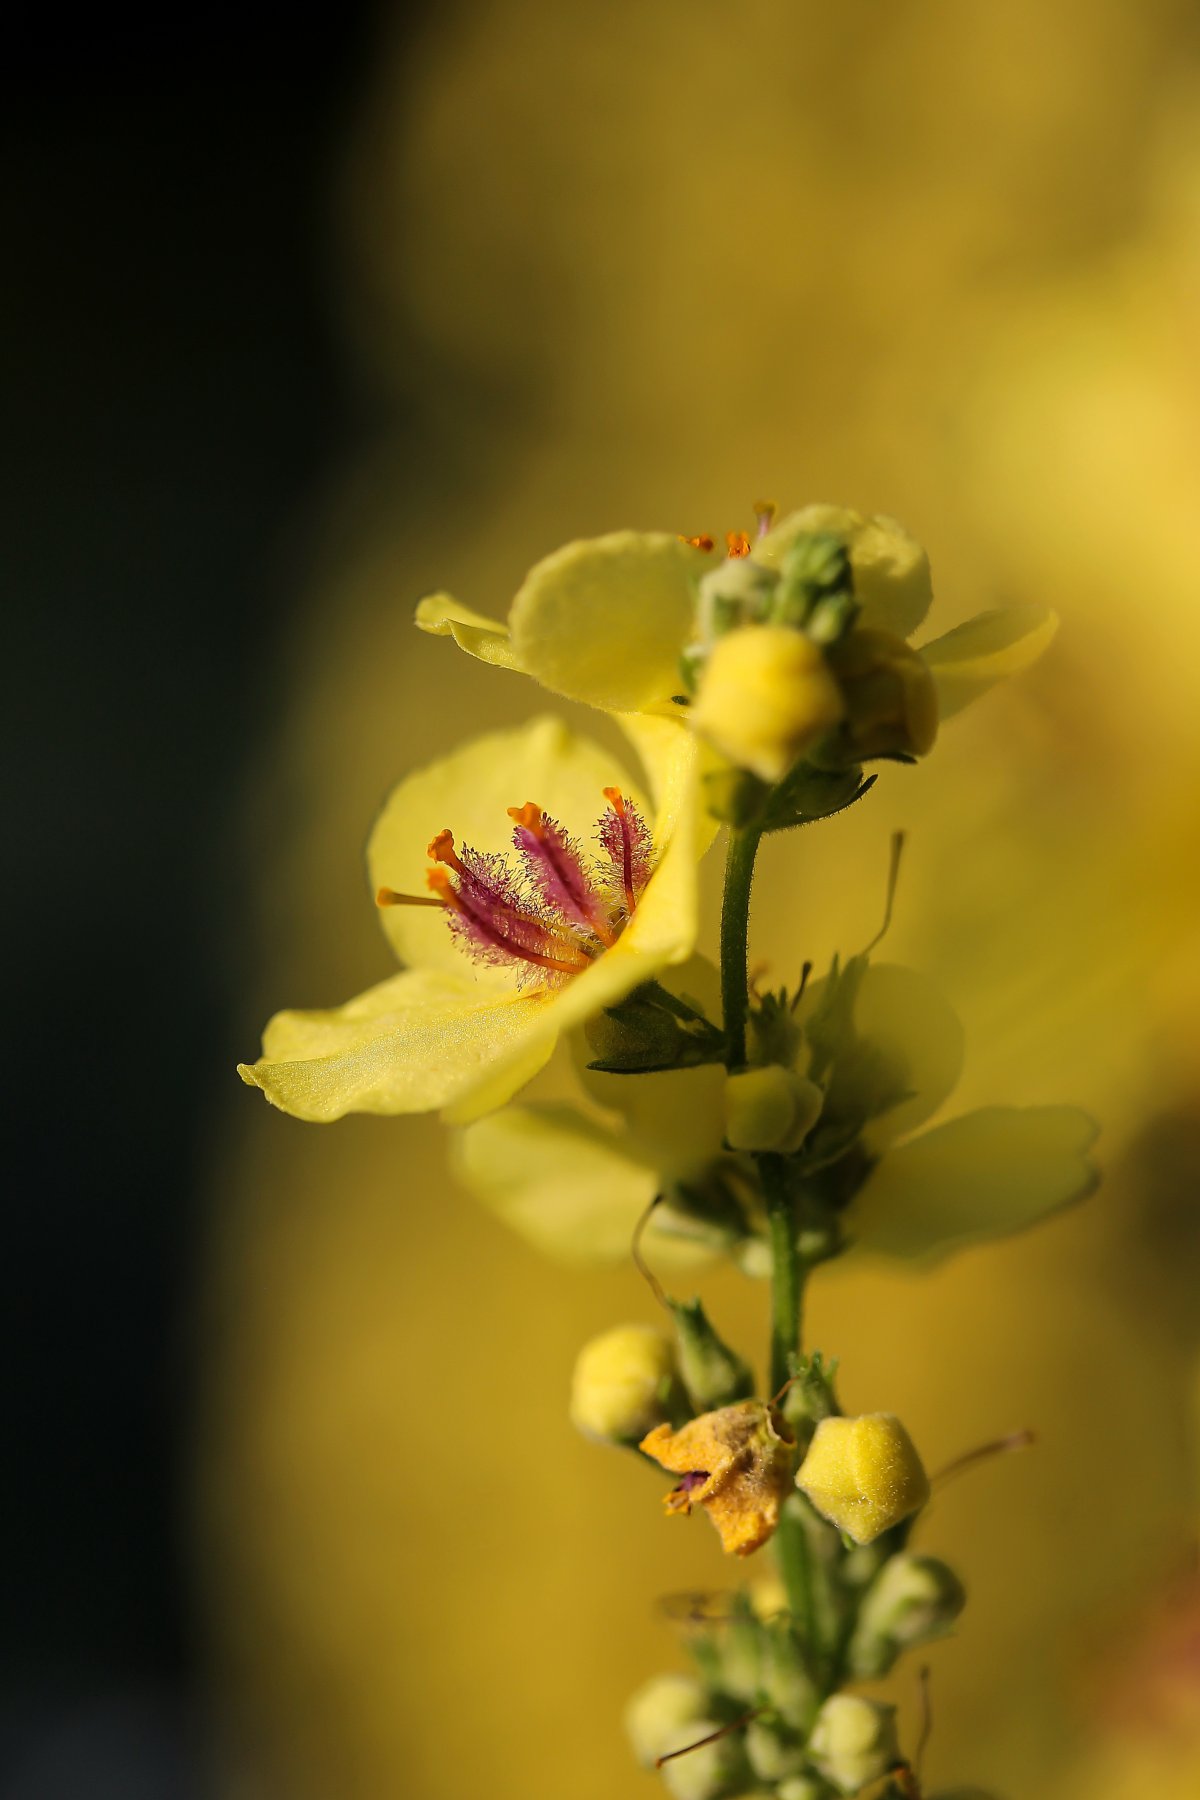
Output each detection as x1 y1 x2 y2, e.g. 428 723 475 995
3 7 421 1791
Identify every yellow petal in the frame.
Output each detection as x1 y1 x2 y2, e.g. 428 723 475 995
755 504 934 639
509 531 709 712
368 716 646 985
852 1104 1099 1261
414 591 522 670
617 713 721 858
919 605 1059 721
452 1102 715 1267
238 968 554 1123
586 1062 730 1179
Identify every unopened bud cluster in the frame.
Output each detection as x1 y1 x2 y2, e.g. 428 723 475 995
570 1311 966 1799
681 506 939 785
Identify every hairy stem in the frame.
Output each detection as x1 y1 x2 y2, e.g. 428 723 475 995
720 822 764 1069
761 1153 802 1395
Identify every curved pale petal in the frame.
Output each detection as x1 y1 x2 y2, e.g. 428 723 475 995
797 962 965 1148
854 963 966 1149
852 1105 1099 1261
238 968 555 1123
755 504 934 639
414 592 522 671
368 716 646 984
919 605 1058 721
509 531 709 712
584 1062 730 1180
452 1102 716 1268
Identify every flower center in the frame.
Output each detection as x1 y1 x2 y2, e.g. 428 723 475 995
377 789 654 986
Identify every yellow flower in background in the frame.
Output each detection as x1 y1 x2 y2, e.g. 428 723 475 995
640 1398 797 1557
416 505 1059 784
452 1042 735 1268
238 715 705 1123
797 959 1100 1262
454 956 1098 1270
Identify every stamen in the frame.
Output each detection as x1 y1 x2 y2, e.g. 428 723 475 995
507 802 617 947
376 886 446 909
399 791 659 987
726 530 752 558
601 786 639 917
680 533 715 552
426 863 591 976
427 828 466 875
753 498 777 537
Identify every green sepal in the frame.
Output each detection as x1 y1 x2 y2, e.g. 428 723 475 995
669 1296 756 1411
779 1350 840 1445
703 763 771 827
585 981 725 1074
762 765 875 834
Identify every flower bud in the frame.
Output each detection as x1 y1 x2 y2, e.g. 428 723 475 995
847 1552 966 1677
724 1066 824 1154
625 1672 709 1769
669 1297 755 1411
692 626 846 785
823 628 938 762
796 1413 930 1544
807 1695 900 1795
569 1324 678 1444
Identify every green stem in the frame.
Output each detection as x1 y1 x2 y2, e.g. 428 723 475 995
720 822 763 1069
761 1154 802 1395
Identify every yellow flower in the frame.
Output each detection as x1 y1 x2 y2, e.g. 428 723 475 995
238 715 705 1124
640 1398 797 1557
417 506 1059 769
795 1413 930 1545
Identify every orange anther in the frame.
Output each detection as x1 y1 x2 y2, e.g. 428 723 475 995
427 828 464 872
680 533 715 552
602 785 627 814
425 866 461 908
506 802 544 833
726 530 752 558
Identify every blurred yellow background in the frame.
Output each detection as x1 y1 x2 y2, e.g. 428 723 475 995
202 3 1200 1795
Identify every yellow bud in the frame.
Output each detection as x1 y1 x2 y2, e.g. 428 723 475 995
692 626 845 784
624 1673 709 1769
807 1695 899 1795
826 627 938 761
724 1066 824 1153
569 1324 677 1443
795 1413 930 1544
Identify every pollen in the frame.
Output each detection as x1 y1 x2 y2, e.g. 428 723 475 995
680 533 716 552
726 530 752 559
